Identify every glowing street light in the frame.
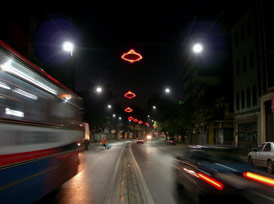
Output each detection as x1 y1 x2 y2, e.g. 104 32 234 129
192 43 203 54
165 88 171 93
107 104 112 109
152 106 156 110
119 117 122 120
96 86 102 94
63 41 74 56
113 114 116 118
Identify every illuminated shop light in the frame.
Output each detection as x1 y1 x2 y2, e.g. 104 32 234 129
0 61 57 95
13 88 38 100
121 49 143 63
5 108 24 117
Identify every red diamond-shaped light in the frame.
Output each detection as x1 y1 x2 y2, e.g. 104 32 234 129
124 91 136 99
128 116 134 121
121 49 143 63
125 107 133 113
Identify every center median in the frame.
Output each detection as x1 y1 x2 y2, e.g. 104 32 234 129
120 143 154 204
106 142 154 204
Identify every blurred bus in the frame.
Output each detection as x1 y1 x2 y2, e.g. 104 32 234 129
0 40 84 203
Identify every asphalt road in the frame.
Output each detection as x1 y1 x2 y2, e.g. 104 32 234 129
36 141 127 204
36 138 193 204
36 138 274 204
131 138 192 204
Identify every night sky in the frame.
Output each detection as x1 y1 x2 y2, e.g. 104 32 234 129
1 2 247 108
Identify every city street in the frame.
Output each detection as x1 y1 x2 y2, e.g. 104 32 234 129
2 4 274 204
36 139 193 204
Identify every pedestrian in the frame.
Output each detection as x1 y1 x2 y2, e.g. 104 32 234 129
102 137 107 149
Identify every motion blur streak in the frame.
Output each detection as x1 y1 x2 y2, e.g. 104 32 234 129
243 172 274 187
0 62 57 95
198 173 224 190
183 168 198 177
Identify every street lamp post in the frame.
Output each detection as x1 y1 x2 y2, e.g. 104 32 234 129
63 41 74 56
165 88 171 94
62 41 75 90
95 86 102 94
192 43 203 54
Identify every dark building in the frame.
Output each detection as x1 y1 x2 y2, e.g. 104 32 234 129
230 8 261 150
231 2 274 151
182 42 233 145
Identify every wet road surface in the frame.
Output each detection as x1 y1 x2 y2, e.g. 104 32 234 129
36 138 274 204
131 139 192 204
36 141 127 204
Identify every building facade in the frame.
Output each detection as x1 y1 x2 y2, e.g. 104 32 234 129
231 4 274 150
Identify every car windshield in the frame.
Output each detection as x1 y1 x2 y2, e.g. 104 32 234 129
3 3 273 204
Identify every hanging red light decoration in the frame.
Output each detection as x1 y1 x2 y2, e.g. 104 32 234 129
133 119 138 123
124 91 136 99
145 122 149 126
121 49 143 63
138 120 143 124
128 116 134 121
125 107 133 113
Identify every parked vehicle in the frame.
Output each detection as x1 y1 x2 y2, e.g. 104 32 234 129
248 142 274 173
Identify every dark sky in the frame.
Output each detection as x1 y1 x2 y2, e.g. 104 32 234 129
1 2 245 108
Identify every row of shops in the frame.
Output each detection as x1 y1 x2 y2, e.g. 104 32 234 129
188 92 274 153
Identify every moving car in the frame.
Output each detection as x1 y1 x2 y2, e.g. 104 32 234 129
166 138 176 145
248 142 274 173
136 138 144 144
174 145 274 204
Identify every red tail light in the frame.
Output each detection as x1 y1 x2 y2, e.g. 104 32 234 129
243 172 274 187
198 172 223 190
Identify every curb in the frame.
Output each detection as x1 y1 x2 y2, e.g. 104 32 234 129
105 143 126 204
